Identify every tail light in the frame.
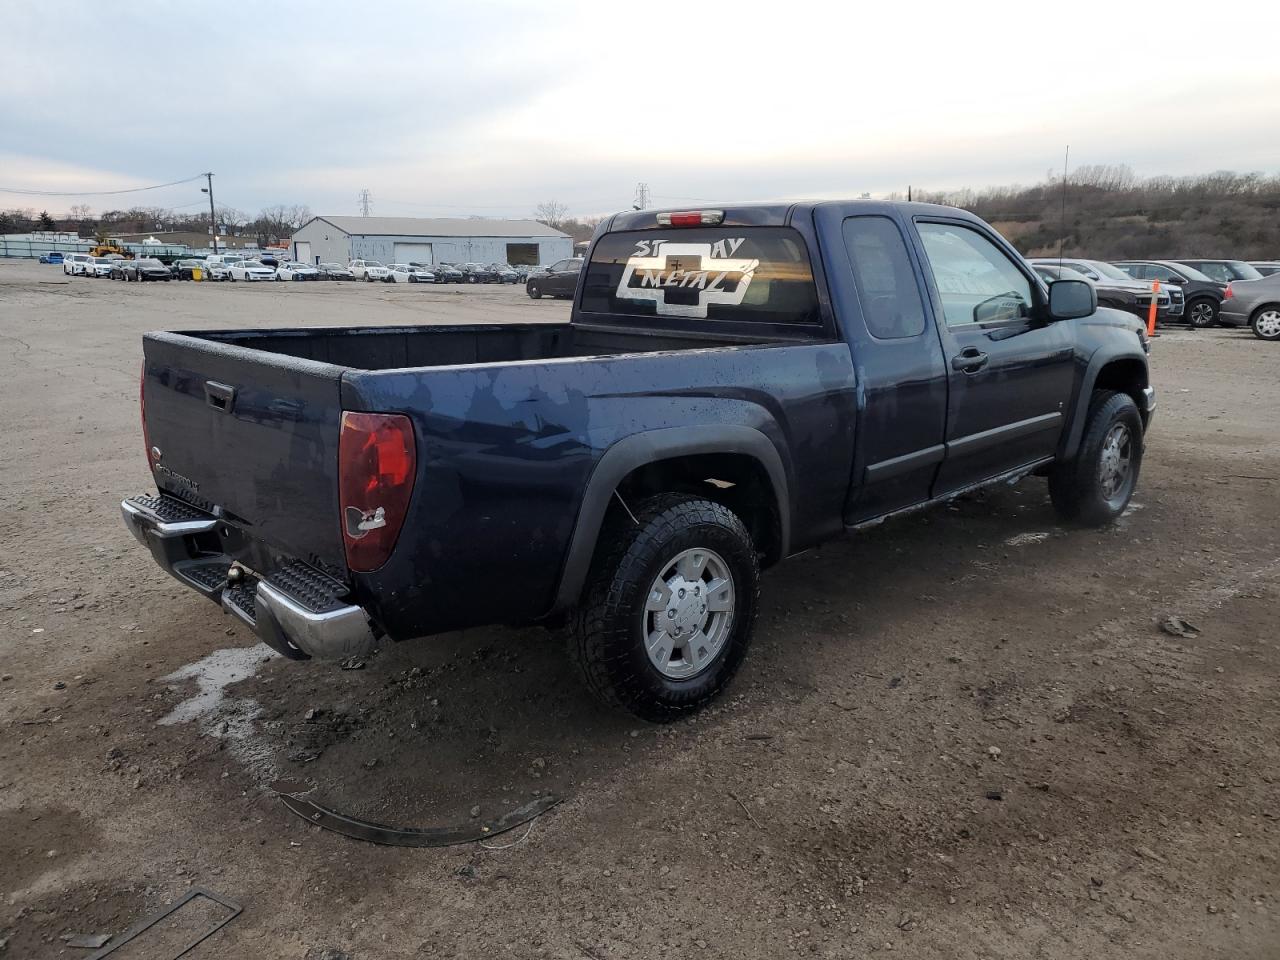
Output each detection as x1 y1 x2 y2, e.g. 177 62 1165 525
338 412 416 572
1224 282 1233 300
140 361 155 471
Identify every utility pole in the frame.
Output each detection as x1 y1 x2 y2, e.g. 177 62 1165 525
633 182 650 210
201 172 218 253
358 189 372 216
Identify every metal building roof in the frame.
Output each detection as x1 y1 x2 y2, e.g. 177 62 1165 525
307 216 569 238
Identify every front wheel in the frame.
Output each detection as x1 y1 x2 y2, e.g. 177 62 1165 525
1251 306 1280 342
527 282 542 299
569 493 760 722
1186 298 1218 328
1048 390 1144 526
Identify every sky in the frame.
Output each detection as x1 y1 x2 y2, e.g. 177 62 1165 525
3 0 1279 222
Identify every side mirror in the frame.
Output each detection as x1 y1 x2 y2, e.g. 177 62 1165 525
1047 279 1097 320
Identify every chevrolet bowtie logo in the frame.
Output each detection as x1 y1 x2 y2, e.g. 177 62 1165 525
615 239 759 318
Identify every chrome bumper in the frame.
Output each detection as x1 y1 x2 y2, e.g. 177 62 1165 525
121 495 377 661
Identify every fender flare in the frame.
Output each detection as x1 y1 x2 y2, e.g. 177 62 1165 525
548 425 791 614
1059 348 1149 460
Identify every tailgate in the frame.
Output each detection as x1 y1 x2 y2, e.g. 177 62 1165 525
142 332 349 574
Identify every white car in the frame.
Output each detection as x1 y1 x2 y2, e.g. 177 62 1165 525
87 256 118 278
276 261 320 281
388 263 436 283
350 259 391 282
228 260 277 282
202 261 232 281
63 253 93 276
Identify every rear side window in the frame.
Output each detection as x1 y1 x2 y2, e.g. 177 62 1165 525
581 227 820 324
842 216 927 339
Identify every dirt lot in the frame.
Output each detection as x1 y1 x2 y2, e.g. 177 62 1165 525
1 259 1277 959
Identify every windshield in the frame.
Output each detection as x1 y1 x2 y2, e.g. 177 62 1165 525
366 261 385 268
1088 261 1132 281
140 259 164 267
582 227 820 325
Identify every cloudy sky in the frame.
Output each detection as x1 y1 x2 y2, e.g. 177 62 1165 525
4 1 1278 221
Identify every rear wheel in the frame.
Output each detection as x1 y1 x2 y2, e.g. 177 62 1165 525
1049 390 1143 526
569 493 759 721
527 282 542 299
1252 306 1280 341
1187 298 1218 328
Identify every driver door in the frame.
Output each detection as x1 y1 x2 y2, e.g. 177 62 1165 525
913 218 1076 495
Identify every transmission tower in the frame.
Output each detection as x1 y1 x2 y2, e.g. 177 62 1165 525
633 182 650 210
358 189 372 216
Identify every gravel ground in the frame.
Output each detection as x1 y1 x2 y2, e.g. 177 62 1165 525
1 260 1277 959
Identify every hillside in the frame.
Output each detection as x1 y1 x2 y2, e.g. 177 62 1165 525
908 166 1280 260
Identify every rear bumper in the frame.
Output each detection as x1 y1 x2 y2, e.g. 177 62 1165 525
121 494 377 661
1217 304 1251 327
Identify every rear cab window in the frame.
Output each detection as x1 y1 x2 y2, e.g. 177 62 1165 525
581 227 820 326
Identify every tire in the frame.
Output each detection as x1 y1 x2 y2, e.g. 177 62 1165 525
1186 298 1218 329
1048 390 1144 526
569 493 760 722
1251 305 1280 342
527 283 542 299
366 275 373 283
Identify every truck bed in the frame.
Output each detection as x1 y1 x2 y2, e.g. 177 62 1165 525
185 321 781 370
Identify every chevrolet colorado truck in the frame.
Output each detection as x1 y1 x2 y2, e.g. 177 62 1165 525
122 201 1155 720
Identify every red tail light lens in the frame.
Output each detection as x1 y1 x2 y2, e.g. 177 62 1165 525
338 412 416 572
1224 282 1233 300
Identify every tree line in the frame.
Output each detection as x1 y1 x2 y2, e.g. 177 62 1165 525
0 203 313 248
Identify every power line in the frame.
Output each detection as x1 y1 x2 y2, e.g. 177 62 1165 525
0 174 206 198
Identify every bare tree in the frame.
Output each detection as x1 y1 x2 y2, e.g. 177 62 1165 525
69 203 92 222
535 200 569 230
252 204 313 244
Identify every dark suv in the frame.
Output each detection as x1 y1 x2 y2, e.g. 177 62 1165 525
1031 258 1182 324
525 258 583 299
1112 260 1225 328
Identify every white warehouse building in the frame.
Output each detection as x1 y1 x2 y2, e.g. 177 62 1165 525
288 216 573 269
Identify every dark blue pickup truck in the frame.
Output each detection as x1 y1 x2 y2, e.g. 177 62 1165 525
123 201 1154 720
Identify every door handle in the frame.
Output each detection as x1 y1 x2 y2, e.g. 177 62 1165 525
951 348 989 373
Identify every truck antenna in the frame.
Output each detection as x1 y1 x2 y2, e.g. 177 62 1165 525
1057 146 1069 270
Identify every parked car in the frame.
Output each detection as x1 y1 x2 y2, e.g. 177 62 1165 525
203 261 232 282
1220 274 1280 340
525 258 584 299
318 263 354 281
86 256 119 278
171 259 203 281
1175 259 1264 284
428 262 465 283
259 253 285 268
1248 261 1280 277
1029 258 1178 324
276 261 321 281
119 257 175 282
350 259 391 282
63 253 93 276
39 251 65 264
487 263 521 284
122 200 1153 720
388 263 436 283
460 262 500 283
228 260 277 282
1112 260 1225 328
